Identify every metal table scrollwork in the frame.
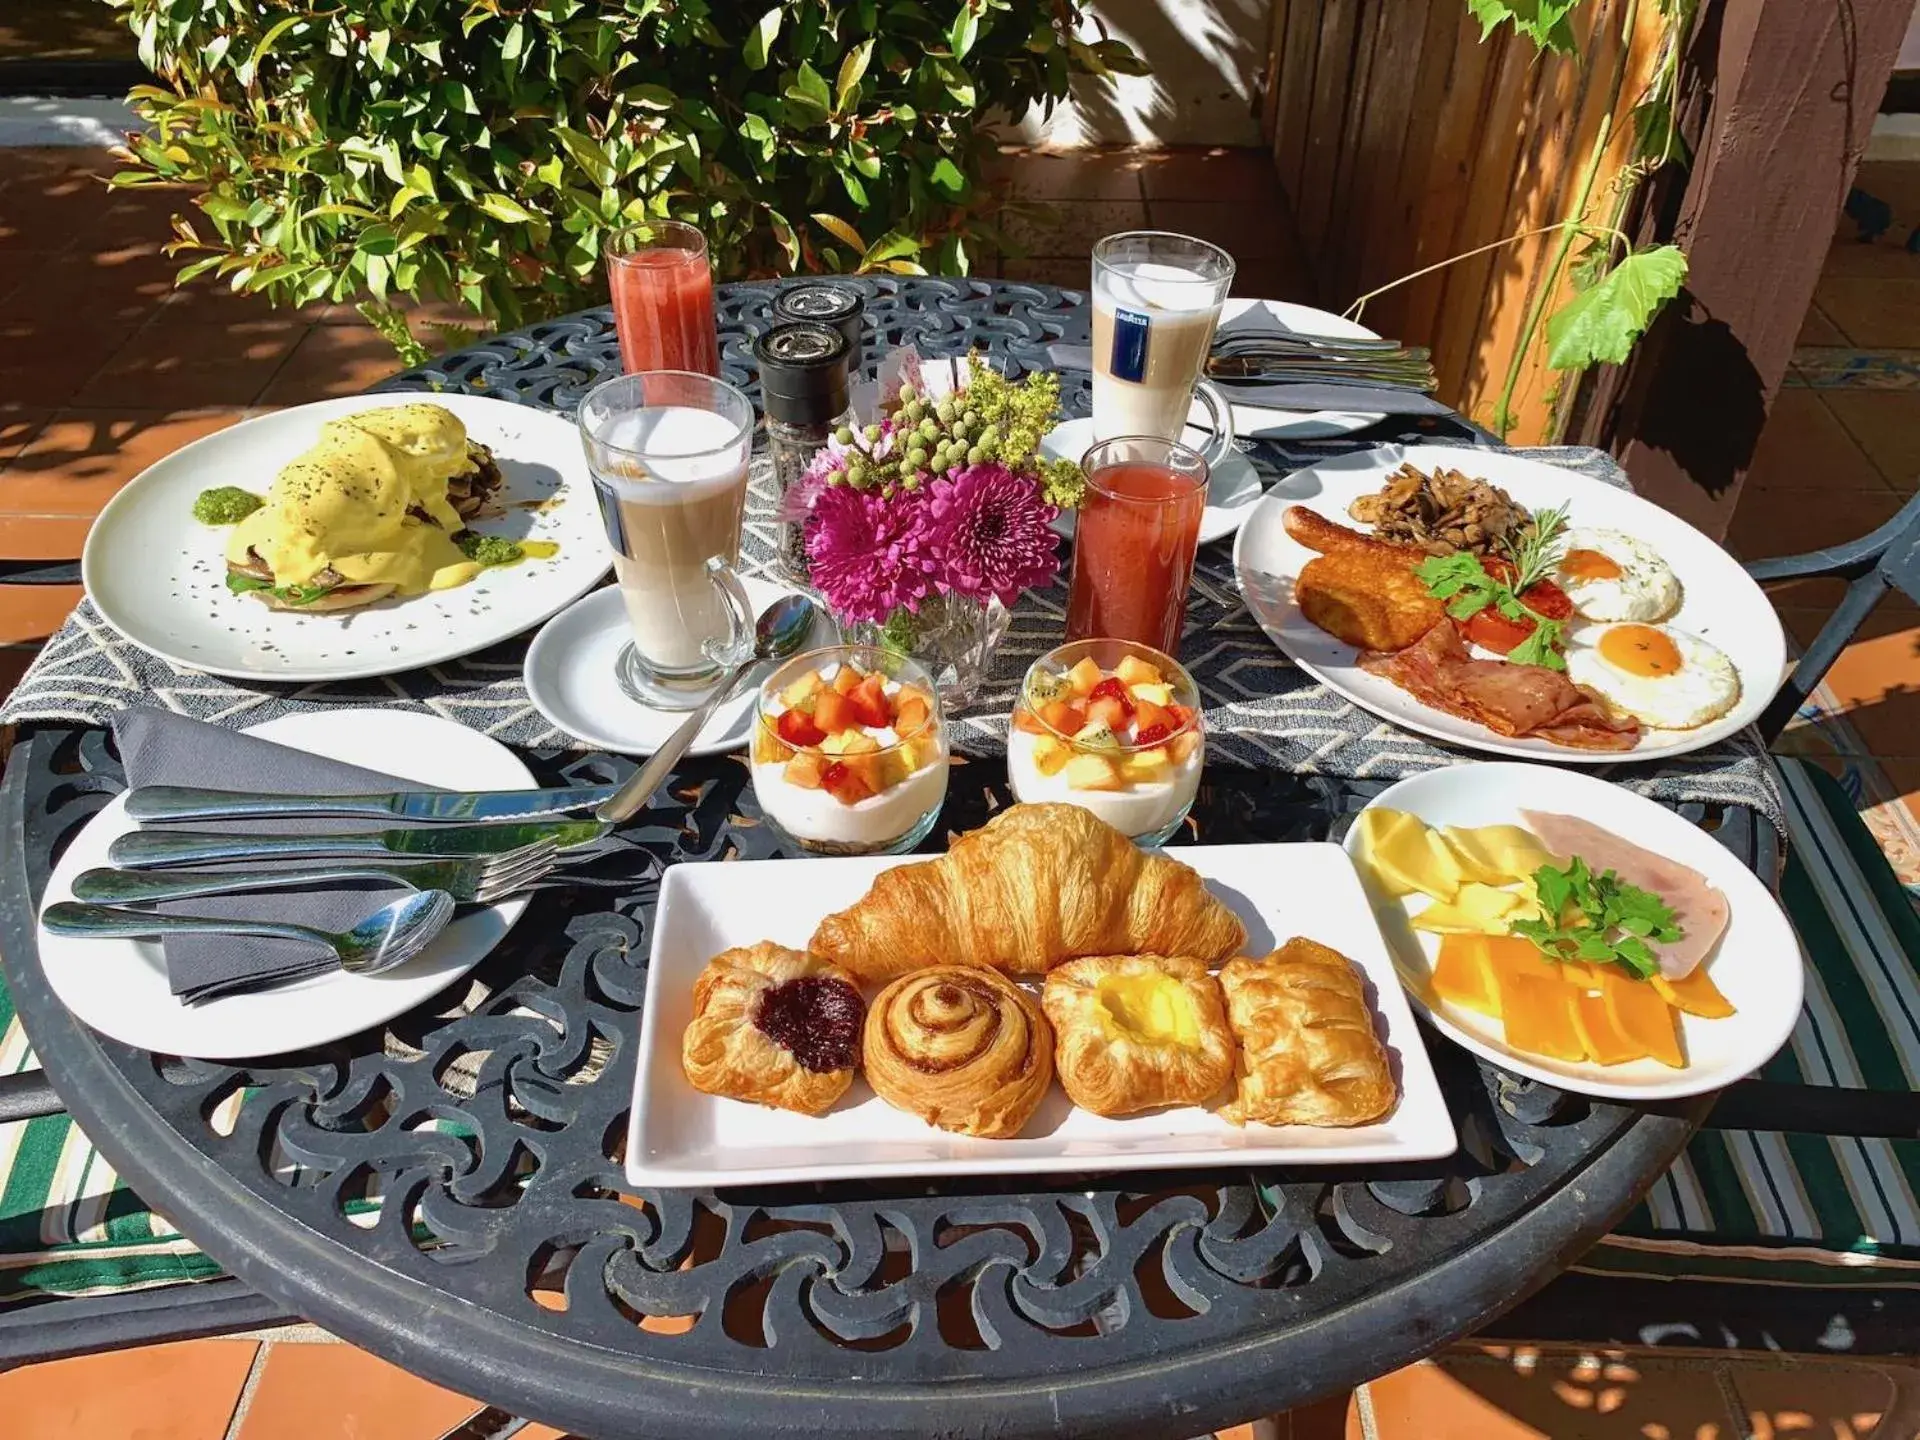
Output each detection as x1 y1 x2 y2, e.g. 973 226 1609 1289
0 280 1729 1440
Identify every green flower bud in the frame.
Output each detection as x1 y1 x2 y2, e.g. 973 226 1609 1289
881 484 895 498
963 408 979 425
967 445 985 465
902 472 921 490
935 400 956 423
907 447 929 469
834 425 854 445
950 420 969 441
897 384 917 403
827 468 847 486
864 423 882 443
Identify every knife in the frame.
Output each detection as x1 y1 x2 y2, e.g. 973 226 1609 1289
108 819 609 869
125 784 619 825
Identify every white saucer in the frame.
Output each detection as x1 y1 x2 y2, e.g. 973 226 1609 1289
524 577 840 756
1041 416 1266 546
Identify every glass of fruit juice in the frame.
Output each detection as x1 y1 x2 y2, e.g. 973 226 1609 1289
750 645 950 856
1065 436 1209 657
1008 638 1204 845
606 220 721 376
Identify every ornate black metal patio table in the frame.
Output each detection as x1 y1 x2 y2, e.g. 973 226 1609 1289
0 279 1745 1440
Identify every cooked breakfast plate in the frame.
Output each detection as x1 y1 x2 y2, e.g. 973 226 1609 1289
627 838 1455 1187
1232 445 1786 762
83 393 611 682
1345 763 1802 1100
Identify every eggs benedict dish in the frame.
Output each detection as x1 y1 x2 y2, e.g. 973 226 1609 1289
225 404 506 613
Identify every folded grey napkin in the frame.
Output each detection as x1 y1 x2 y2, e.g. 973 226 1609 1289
1044 342 1450 418
114 708 431 1005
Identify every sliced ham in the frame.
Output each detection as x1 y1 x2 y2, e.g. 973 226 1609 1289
1521 810 1730 979
1358 624 1641 752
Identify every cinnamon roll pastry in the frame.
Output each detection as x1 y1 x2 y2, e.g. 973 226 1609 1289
1041 955 1234 1116
862 966 1053 1138
1218 939 1397 1127
681 942 865 1116
810 803 1247 981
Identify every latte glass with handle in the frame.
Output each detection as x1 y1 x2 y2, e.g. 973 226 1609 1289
1090 231 1237 471
577 372 756 710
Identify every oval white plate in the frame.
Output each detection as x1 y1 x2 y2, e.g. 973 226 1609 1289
1210 298 1388 440
524 578 840 756
1041 416 1266 546
1232 444 1787 763
37 709 532 1059
1346 763 1803 1101
83 393 612 683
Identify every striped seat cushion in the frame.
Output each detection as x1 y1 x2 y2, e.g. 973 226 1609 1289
1585 758 1920 1287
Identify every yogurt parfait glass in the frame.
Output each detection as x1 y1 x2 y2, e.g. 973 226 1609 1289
1007 637 1204 845
750 645 950 856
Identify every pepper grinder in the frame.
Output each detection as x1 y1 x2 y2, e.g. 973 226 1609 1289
754 321 854 588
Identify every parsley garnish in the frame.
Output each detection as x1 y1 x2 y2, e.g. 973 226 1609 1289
224 573 332 606
1414 504 1573 671
1508 856 1684 979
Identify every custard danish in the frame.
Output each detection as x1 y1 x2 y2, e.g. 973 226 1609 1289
862 966 1053 1138
1041 955 1234 1116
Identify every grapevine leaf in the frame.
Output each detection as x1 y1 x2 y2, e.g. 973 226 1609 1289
744 8 782 70
1546 244 1688 371
1465 0 1582 53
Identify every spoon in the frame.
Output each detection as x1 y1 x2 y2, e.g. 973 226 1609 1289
40 891 457 979
595 593 819 825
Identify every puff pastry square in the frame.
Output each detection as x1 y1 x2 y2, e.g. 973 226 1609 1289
681 942 865 1116
1041 955 1234 1116
1218 939 1397 1127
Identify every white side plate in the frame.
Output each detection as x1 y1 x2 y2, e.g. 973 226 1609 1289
84 393 612 682
627 842 1457 1187
37 709 532 1059
1345 763 1803 1101
1232 444 1787 763
1211 298 1389 440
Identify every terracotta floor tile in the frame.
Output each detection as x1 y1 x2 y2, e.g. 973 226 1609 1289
1853 159 1920 215
1815 277 1920 347
1362 1361 1549 1439
3 244 182 329
234 1342 486 1440
1149 199 1298 261
1815 629 1920 760
3 407 245 515
1728 1361 1896 1440
0 643 36 700
1 406 50 464
1138 146 1284 203
1765 574 1920 616
1744 389 1890 495
1820 389 1920 491
162 276 336 326
1002 199 1151 259
257 322 405 405
1816 236 1920 282
0 248 66 307
0 583 83 644
1727 487 1906 561
0 320 130 408
1773 604 1920 654
71 320 306 409
0 164 118 252
1796 302 1850 345
1283 1394 1354 1439
990 147 1149 202
92 191 197 250
0 1336 257 1440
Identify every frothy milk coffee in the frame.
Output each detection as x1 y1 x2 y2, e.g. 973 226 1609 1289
1091 261 1225 442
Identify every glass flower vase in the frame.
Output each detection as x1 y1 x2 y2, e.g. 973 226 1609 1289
845 591 1009 710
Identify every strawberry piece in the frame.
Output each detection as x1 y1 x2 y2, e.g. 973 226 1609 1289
821 760 875 805
1134 721 1173 747
1012 705 1047 736
1089 676 1135 715
848 674 891 730
1087 695 1130 732
776 708 826 748
812 689 854 735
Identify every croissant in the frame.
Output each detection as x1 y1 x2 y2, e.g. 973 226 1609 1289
1218 939 1397 1127
809 803 1247 982
1041 955 1235 1116
681 942 866 1116
862 966 1053 1138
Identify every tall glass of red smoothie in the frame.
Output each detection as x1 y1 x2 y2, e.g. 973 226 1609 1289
1065 436 1209 657
607 221 720 376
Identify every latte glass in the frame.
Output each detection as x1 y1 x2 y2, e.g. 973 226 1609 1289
576 372 755 710
1090 231 1237 470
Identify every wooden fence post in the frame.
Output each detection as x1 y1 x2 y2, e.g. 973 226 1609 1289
1583 0 1913 540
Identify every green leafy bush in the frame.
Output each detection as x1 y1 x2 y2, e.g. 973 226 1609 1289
111 0 1141 331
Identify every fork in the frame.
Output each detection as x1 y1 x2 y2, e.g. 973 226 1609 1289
68 844 558 907
1212 331 1427 360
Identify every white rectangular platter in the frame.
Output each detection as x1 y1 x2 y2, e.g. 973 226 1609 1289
627 842 1458 1188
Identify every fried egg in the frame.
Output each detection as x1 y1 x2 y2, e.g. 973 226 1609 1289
1553 528 1680 622
1565 623 1740 730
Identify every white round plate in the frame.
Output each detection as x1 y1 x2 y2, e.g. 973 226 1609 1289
1232 444 1787 763
524 577 840 756
1346 763 1803 1100
37 710 533 1060
1208 298 1387 440
83 393 613 683
1041 416 1266 546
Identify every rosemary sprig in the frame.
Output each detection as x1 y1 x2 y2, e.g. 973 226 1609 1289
1503 501 1572 594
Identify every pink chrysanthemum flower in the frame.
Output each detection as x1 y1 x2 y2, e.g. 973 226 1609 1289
923 463 1061 605
804 485 936 623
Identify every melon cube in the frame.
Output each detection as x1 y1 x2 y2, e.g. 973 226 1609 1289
1122 746 1173 784
831 665 862 695
1064 753 1123 791
1129 682 1174 707
785 751 826 789
753 725 795 765
1065 657 1104 697
1114 654 1164 688
1169 730 1201 763
781 670 825 710
1031 735 1071 776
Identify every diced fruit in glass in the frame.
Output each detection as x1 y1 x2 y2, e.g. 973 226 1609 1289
1114 654 1164 687
1086 696 1131 732
813 689 854 734
1025 668 1070 706
1040 699 1086 734
1089 676 1135 713
1130 682 1173 707
1169 730 1201 763
1166 703 1194 729
785 751 826 789
754 724 795 765
1122 746 1173 784
832 665 863 695
781 670 824 709
776 708 826 748
1065 657 1104 696
1073 719 1121 750
821 730 880 756
848 674 891 729
1133 698 1172 732
1064 753 1123 791
1012 704 1047 736
894 693 931 738
821 760 875 805
1031 735 1072 775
